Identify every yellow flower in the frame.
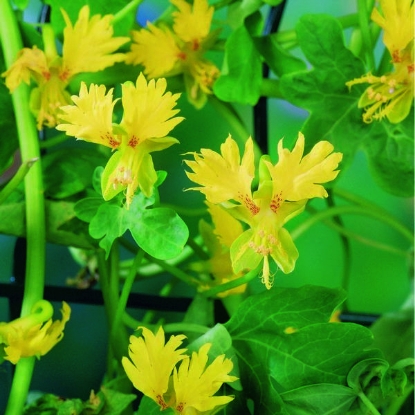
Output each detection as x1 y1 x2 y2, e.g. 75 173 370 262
125 0 220 108
122 327 237 413
173 343 238 414
371 0 413 64
57 73 184 207
346 63 414 123
2 6 128 129
192 202 247 297
0 300 71 364
122 326 187 409
185 133 342 289
346 0 414 123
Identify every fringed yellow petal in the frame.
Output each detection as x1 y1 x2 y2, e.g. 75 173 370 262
122 326 187 410
61 5 129 77
173 343 237 413
125 24 182 78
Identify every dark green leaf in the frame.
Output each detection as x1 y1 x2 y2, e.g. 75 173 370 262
225 285 383 414
362 113 414 197
96 386 137 415
279 14 414 195
0 200 95 249
279 14 365 165
280 384 357 414
0 83 18 176
370 306 414 365
42 148 106 199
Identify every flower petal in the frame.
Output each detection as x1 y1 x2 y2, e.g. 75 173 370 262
122 326 187 409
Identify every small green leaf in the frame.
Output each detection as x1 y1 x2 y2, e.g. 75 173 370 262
347 358 389 395
214 14 263 105
74 197 104 223
131 207 189 260
88 192 188 259
280 384 357 414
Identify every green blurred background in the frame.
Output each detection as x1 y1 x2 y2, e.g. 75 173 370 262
0 0 413 409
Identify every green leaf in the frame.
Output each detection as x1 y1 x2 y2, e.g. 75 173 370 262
280 384 357 414
88 192 189 259
74 197 104 223
96 386 137 414
279 13 414 196
0 201 95 249
254 34 306 77
362 112 414 197
279 14 365 165
227 0 263 29
225 285 383 413
370 307 414 364
214 14 263 105
42 148 106 199
0 82 18 176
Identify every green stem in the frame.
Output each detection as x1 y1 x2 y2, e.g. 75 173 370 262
307 206 410 257
163 322 209 334
357 0 376 70
334 188 414 243
327 193 351 311
201 266 260 298
384 387 414 415
111 250 145 345
113 0 144 24
39 132 70 149
145 254 199 286
0 1 46 414
358 392 382 415
291 205 413 244
142 280 176 324
97 249 128 377
0 158 38 205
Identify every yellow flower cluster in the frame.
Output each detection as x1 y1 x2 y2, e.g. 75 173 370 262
2 6 128 129
125 0 220 108
57 73 184 207
185 133 342 289
347 0 414 123
122 326 237 414
0 300 70 364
